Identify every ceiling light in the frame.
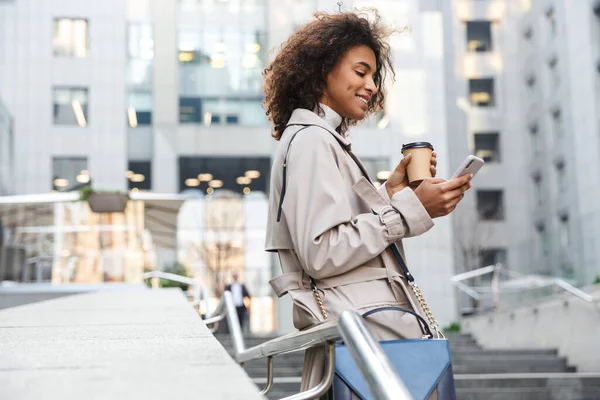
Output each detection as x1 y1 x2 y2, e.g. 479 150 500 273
131 174 145 183
128 107 138 128
178 52 194 63
236 176 251 185
245 43 261 53
376 171 391 180
373 182 382 188
209 179 224 188
210 54 226 69
245 170 260 179
198 173 213 182
53 178 69 188
131 188 139 192
243 187 251 195
125 170 134 179
76 174 90 184
185 178 200 187
204 112 212 126
207 187 214 194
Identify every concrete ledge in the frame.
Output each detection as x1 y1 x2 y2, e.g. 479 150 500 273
0 289 264 400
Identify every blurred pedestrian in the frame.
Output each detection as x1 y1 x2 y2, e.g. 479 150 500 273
225 271 251 331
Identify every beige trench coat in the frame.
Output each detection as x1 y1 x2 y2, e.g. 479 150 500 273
265 109 437 397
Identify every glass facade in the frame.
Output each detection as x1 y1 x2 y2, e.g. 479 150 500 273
178 156 270 195
0 100 13 195
52 157 88 191
178 0 268 126
127 160 152 191
127 23 154 126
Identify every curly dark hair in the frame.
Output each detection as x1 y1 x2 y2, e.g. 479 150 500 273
263 9 396 140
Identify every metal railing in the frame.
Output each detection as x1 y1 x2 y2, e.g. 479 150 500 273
451 264 596 313
204 291 413 400
141 270 211 317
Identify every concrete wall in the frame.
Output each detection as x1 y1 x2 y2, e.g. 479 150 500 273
0 288 264 399
462 285 600 372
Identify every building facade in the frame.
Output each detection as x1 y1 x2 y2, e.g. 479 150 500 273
11 0 600 330
441 0 600 290
517 0 600 284
0 98 13 196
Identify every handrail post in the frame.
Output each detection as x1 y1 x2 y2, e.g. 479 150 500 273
338 311 414 400
202 286 212 318
224 291 245 356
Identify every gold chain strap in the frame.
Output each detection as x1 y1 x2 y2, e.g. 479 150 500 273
311 279 442 338
409 281 443 337
311 280 328 320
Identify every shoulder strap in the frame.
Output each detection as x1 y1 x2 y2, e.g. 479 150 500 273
276 125 310 222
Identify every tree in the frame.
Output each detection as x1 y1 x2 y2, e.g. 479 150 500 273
196 190 246 295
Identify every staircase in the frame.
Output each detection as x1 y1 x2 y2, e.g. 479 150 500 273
215 333 600 399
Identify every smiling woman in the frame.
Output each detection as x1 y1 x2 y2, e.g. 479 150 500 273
263 8 469 399
263 10 395 139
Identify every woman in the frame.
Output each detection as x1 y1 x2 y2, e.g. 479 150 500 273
263 9 472 397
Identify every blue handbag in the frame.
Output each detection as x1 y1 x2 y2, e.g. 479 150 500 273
325 243 457 399
332 307 456 400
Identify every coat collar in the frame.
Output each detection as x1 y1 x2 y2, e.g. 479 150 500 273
287 108 352 149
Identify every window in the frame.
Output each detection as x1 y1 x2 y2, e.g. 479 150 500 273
559 214 570 250
469 78 495 107
546 8 557 37
536 223 550 256
533 174 543 205
53 18 88 57
555 161 566 193
477 190 504 220
179 97 202 123
127 23 154 91
178 156 270 195
127 91 152 127
548 56 560 87
225 115 239 125
529 123 540 154
360 158 390 187
53 87 88 126
180 97 265 126
177 0 268 126
551 108 563 139
480 248 507 268
466 21 492 52
127 161 151 191
52 157 88 191
474 132 500 162
525 74 536 97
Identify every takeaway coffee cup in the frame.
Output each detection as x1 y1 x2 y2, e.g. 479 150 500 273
401 142 434 186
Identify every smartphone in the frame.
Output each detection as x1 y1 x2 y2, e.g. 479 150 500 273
450 155 484 180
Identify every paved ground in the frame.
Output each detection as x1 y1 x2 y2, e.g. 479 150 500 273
0 288 264 400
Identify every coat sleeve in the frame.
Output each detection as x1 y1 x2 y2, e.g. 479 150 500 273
281 127 433 279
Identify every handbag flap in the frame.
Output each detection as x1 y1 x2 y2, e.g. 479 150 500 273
335 339 452 400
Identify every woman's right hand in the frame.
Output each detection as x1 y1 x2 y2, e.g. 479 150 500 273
413 175 472 218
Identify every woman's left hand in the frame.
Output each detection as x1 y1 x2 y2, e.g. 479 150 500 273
385 152 437 198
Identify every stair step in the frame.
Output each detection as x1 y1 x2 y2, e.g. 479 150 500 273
214 334 594 398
